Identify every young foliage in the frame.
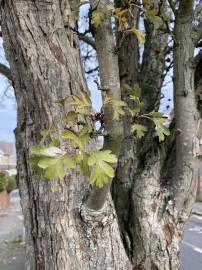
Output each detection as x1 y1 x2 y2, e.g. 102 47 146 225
88 150 117 188
30 82 170 187
92 10 105 28
128 28 146 44
104 94 126 120
131 124 148 138
114 7 129 31
144 111 170 142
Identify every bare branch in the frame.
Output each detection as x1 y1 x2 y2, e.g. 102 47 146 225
78 33 96 50
192 21 202 46
194 0 202 17
168 0 176 14
86 0 123 211
85 65 99 74
0 63 12 81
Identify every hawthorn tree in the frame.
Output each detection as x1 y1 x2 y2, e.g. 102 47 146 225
0 0 202 269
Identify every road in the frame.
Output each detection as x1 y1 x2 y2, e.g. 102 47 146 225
181 215 202 270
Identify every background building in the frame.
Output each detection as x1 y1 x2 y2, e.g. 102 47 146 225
0 141 16 175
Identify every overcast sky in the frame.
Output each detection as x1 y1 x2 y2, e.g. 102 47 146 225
0 39 16 144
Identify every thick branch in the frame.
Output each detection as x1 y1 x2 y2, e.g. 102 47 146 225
140 20 168 113
178 0 194 22
0 63 12 80
87 0 123 211
173 0 197 210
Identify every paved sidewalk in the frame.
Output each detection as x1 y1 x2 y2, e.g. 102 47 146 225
192 202 202 216
0 202 25 270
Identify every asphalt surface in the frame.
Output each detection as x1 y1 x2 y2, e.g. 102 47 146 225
181 215 202 270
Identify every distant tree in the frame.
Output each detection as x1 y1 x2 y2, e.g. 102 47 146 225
0 0 202 269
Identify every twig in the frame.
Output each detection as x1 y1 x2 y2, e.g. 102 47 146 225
0 63 12 81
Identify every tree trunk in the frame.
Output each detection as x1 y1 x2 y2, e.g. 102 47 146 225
1 1 131 269
127 1 198 269
112 7 169 259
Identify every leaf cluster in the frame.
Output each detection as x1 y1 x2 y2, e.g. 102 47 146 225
30 84 170 187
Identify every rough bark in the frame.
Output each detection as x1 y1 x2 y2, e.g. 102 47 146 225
128 1 198 269
1 1 131 269
113 3 169 258
1 0 199 269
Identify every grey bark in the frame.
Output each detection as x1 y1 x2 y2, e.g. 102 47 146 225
87 0 124 211
113 1 198 268
0 0 199 269
127 1 198 269
113 3 169 259
1 1 131 269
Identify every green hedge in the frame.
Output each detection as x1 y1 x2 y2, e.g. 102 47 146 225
0 172 8 192
7 175 17 193
0 172 17 193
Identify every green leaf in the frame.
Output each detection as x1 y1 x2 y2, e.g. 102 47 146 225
133 83 141 98
88 150 117 188
156 124 170 142
131 124 148 138
89 167 109 188
107 4 114 11
40 129 49 138
69 91 91 116
145 9 164 31
31 146 63 157
62 129 83 149
38 157 59 169
76 152 90 177
148 111 164 118
92 10 105 28
104 95 126 120
129 95 144 115
88 150 117 166
44 160 65 180
63 155 76 169
35 154 76 180
49 138 60 147
99 161 115 178
62 111 78 126
128 28 146 43
147 111 168 125
112 100 126 120
114 8 129 31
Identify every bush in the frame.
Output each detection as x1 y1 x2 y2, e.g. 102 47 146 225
7 175 17 193
0 172 8 192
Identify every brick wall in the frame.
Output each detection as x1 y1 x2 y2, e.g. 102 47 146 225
0 190 9 209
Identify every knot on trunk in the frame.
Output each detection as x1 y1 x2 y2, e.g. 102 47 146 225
80 203 116 229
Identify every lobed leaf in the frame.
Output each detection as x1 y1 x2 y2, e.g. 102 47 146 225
131 124 148 138
88 150 117 188
128 28 146 44
156 124 170 142
92 10 105 28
